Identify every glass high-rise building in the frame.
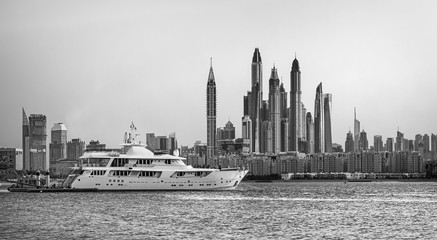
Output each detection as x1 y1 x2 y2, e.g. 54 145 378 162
27 113 47 171
268 66 281 153
50 123 67 163
314 83 333 153
289 57 302 151
67 138 85 162
206 59 216 164
374 135 383 152
354 108 360 152
244 48 263 153
314 83 324 153
345 131 354 153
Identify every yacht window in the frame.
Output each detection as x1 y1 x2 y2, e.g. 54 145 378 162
111 158 129 167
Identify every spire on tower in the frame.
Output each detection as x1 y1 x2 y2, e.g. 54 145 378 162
208 58 215 82
354 107 356 120
22 107 29 126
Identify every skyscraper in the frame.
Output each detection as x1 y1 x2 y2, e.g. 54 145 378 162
314 83 324 153
279 82 288 152
423 134 430 152
306 112 315 154
268 66 281 153
29 113 47 171
244 48 263 153
206 59 217 164
345 131 354 153
431 134 437 154
313 83 332 153
386 138 394 152
67 138 85 162
217 121 235 140
49 123 67 163
323 93 333 153
395 131 404 151
146 133 156 150
289 57 302 151
374 135 383 152
414 134 423 151
260 121 273 154
359 130 368 150
241 116 252 153
223 121 235 140
354 107 360 152
22 108 30 170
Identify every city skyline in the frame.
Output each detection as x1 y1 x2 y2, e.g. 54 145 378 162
1 1 437 149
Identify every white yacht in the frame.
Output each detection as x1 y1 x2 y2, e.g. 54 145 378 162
62 125 248 191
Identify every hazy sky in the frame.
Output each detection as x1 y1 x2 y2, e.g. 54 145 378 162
1 0 437 149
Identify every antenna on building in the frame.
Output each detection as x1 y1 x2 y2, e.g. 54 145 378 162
210 57 212 68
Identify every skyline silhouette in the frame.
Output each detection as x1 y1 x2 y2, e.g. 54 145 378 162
1 1 437 148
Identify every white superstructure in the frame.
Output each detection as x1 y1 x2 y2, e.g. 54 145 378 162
63 124 248 191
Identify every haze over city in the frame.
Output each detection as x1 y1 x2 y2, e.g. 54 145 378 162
1 0 436 148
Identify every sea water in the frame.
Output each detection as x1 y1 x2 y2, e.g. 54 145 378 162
1 181 437 239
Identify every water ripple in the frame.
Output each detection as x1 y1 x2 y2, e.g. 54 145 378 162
1 181 437 239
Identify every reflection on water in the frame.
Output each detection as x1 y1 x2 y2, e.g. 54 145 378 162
1 181 436 239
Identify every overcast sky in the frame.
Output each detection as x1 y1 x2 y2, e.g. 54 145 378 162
1 0 436 149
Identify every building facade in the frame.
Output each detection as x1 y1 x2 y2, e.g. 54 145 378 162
354 108 360 152
206 59 217 164
244 48 263 153
28 113 47 171
289 58 302 152
268 67 281 153
374 135 383 152
49 123 67 163
345 131 354 153
67 138 85 161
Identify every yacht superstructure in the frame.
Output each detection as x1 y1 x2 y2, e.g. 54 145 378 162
62 125 248 191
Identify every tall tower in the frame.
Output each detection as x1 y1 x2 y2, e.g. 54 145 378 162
289 57 302 151
242 116 252 153
206 58 217 165
252 48 263 152
29 114 47 171
244 48 263 153
359 130 369 150
279 82 288 152
49 123 67 163
345 131 354 153
268 66 281 153
314 83 324 153
374 135 383 152
423 134 430 152
22 108 30 171
324 93 333 153
354 107 360 152
306 112 315 154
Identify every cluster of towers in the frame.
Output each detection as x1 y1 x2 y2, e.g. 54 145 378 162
242 48 333 155
206 48 333 163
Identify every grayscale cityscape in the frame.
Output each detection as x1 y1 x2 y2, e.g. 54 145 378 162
1 1 437 239
2 47 436 180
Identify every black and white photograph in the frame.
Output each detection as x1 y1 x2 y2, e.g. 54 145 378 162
1 0 437 239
